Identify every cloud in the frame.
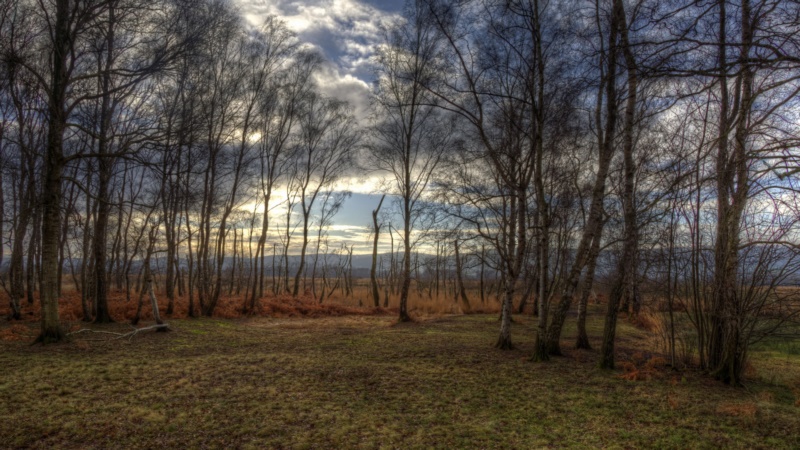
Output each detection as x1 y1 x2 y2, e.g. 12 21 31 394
332 175 386 195
231 0 405 247
234 0 400 119
313 63 373 120
327 224 372 241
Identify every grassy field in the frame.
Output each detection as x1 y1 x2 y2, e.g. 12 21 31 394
1 308 799 449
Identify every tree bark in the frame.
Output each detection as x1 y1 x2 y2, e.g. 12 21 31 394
36 0 71 344
544 0 617 356
292 205 310 297
707 0 754 385
599 0 638 370
91 4 117 324
496 274 515 350
398 196 413 322
454 238 471 313
370 195 385 307
576 234 601 349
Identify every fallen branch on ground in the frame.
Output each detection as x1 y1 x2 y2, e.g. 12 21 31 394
67 324 170 341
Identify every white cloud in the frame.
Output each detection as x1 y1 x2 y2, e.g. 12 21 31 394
313 64 373 119
234 0 400 118
231 0 404 247
332 175 385 194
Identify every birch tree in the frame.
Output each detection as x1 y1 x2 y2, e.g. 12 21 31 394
369 0 452 322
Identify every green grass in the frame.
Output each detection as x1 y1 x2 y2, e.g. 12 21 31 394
1 312 798 449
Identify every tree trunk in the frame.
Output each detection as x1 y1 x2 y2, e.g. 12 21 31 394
148 275 166 329
80 193 93 322
292 210 310 297
346 245 354 298
599 0 638 370
247 193 271 313
707 0 753 385
479 245 486 304
599 272 624 369
576 234 601 349
272 243 278 296
454 239 471 313
544 0 618 356
8 207 30 320
92 156 114 323
91 5 117 325
398 221 412 322
184 197 196 318
371 195 385 308
27 209 40 305
35 0 71 344
496 277 514 350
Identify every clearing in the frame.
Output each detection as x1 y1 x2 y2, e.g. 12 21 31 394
1 311 799 449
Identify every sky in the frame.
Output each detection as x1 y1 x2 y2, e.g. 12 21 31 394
234 0 406 252
235 0 403 120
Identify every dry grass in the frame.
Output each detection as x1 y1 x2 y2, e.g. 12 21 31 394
618 352 670 382
629 311 661 332
0 290 388 324
716 402 759 418
1 311 799 449
0 324 30 341
325 283 503 315
2 284 799 447
0 280 503 327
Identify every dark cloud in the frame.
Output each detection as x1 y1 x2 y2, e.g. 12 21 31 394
303 26 345 59
360 0 404 13
235 0 400 118
233 1 403 234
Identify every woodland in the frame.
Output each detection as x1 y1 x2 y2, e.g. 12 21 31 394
2 0 800 445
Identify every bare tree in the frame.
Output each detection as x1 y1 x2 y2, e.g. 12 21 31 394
598 0 640 369
423 0 563 351
246 50 318 312
311 189 349 300
0 0 202 342
291 94 359 297
369 0 453 322
0 14 45 319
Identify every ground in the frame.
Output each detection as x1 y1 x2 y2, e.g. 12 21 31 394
1 310 799 449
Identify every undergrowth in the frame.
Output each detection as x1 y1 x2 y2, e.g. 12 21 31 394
0 282 502 326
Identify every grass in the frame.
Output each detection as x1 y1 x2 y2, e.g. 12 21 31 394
1 308 799 449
